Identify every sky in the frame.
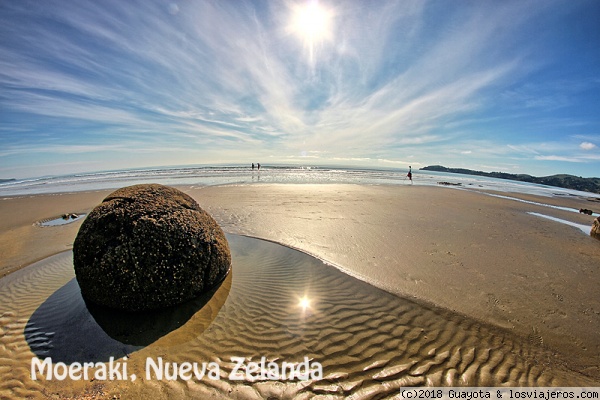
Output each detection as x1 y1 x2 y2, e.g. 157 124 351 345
1 0 599 179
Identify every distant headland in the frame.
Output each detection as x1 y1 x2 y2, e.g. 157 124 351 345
420 165 600 194
0 179 15 184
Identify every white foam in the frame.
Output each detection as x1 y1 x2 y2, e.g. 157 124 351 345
2 165 599 200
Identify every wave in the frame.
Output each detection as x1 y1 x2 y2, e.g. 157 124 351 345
2 164 599 199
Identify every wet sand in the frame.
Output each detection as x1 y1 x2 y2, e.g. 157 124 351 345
0 190 112 279
0 184 599 398
189 184 600 375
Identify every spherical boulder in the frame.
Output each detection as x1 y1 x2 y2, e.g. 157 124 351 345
592 217 600 241
73 184 231 311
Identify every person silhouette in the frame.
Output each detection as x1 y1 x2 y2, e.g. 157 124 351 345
407 166 412 183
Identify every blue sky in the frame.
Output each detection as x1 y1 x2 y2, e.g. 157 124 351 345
1 0 599 179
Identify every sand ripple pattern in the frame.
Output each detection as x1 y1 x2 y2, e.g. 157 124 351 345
0 253 73 399
0 235 596 399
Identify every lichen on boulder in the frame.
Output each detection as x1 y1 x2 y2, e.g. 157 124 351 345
73 184 231 311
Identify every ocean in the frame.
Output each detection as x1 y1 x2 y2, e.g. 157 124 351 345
1 164 598 199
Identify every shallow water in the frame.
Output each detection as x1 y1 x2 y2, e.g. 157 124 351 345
38 214 86 227
3 164 599 199
527 212 592 235
0 235 595 399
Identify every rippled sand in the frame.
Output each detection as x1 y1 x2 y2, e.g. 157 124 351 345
0 234 596 399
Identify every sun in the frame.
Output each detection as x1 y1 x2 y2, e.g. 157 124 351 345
289 1 333 64
291 1 332 42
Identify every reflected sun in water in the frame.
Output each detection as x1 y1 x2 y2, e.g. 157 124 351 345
298 295 311 312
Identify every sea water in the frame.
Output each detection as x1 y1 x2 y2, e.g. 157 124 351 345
0 164 598 199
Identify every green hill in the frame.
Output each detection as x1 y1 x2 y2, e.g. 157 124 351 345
421 165 600 194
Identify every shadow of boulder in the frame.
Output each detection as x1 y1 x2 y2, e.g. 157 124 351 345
25 271 231 364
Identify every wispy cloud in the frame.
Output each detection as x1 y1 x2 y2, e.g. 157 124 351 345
1 0 599 177
534 155 584 163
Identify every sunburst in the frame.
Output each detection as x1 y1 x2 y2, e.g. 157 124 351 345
289 0 333 64
298 295 311 311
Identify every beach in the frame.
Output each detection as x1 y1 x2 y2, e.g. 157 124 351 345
1 183 599 398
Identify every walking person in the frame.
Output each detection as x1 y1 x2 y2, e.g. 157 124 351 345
407 166 412 183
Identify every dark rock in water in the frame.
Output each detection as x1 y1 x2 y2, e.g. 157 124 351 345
73 184 231 311
579 208 593 215
437 181 461 186
592 217 600 241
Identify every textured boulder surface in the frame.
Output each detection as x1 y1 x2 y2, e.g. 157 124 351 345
592 217 600 241
73 184 231 311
